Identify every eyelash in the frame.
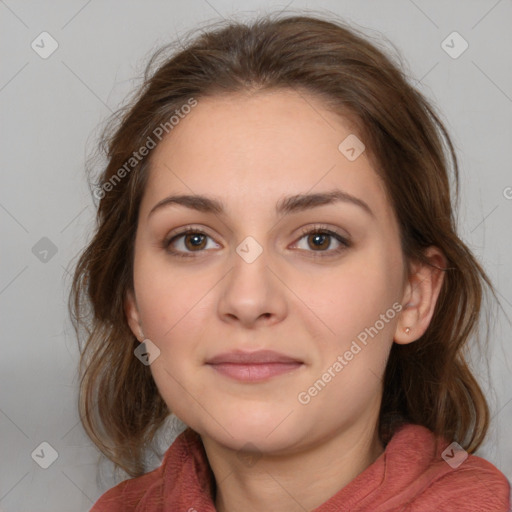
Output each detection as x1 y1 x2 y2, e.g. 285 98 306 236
162 225 351 259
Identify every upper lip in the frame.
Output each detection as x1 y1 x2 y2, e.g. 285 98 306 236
206 350 302 365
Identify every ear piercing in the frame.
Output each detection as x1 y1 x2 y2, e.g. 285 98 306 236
404 327 411 334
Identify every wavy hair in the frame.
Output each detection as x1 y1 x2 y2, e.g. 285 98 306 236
70 11 496 477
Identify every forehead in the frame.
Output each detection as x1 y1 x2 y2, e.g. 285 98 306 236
140 89 391 220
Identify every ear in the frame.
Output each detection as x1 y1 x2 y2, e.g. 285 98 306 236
394 246 447 345
124 288 144 342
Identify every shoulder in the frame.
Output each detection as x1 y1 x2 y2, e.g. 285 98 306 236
89 428 202 512
415 453 511 512
381 424 510 511
396 424 510 511
89 465 165 512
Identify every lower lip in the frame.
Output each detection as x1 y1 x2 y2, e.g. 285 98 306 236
208 362 302 382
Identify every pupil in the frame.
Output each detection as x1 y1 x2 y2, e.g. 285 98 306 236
187 234 205 249
310 233 328 250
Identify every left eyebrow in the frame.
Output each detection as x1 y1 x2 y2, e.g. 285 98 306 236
147 189 374 219
275 190 374 217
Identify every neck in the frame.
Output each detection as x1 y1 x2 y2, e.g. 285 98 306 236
201 418 384 512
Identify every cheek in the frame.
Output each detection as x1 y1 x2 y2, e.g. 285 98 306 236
132 253 212 413
131 250 223 407
133 250 215 341
301 246 403 347
295 254 400 418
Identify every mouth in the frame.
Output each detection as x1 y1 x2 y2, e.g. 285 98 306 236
205 350 304 382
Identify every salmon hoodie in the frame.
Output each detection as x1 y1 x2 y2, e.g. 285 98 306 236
90 423 511 511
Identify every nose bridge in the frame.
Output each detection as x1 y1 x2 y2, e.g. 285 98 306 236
217 234 287 325
229 236 271 303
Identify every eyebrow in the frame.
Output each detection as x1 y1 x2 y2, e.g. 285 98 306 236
148 189 374 219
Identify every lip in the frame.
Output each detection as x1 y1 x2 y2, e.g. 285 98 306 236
206 350 303 382
206 350 302 365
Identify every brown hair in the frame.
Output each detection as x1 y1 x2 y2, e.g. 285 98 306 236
70 11 497 478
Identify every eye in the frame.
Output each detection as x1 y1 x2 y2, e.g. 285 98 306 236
293 226 351 256
163 225 351 258
164 228 221 257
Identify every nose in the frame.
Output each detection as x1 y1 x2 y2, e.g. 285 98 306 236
217 246 288 329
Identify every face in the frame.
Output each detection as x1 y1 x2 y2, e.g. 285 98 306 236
125 89 408 454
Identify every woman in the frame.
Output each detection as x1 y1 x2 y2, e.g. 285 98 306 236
71 12 510 511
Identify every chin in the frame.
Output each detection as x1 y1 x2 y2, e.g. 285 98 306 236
191 404 308 454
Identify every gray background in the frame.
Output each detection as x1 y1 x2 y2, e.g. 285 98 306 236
1 0 511 510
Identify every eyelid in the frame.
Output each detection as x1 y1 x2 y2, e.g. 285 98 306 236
163 223 351 257
163 225 219 257
291 224 351 255
164 224 214 242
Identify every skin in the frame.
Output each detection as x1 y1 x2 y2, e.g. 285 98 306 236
125 88 446 512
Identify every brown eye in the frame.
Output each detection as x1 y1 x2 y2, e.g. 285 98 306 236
293 227 351 257
164 228 221 257
183 233 207 251
307 232 331 251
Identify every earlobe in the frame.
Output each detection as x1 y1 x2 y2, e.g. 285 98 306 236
394 246 447 345
124 289 144 341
